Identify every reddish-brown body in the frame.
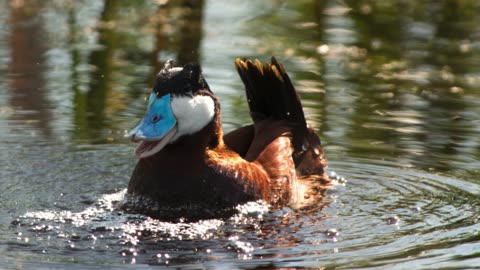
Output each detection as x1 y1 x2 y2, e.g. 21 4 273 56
124 58 330 220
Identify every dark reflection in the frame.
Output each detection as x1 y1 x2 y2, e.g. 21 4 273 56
417 0 477 171
2 0 478 166
347 1 408 57
311 0 331 137
151 0 205 73
7 1 52 138
171 0 204 65
338 2 406 159
335 2 415 162
71 0 118 142
306 1 480 170
2 0 480 268
69 0 205 143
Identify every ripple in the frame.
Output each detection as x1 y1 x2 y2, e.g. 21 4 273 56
5 159 480 268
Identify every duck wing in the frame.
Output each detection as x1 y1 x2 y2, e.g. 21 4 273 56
234 57 330 206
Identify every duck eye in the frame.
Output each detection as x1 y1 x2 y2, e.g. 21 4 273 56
151 115 162 123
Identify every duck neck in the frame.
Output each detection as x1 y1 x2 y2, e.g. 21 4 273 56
171 116 222 157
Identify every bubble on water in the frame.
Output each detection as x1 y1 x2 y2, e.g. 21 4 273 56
231 200 269 223
14 188 230 260
226 236 255 255
328 171 347 185
325 228 339 237
385 216 400 225
411 206 422 213
337 177 347 184
20 189 128 227
29 224 54 233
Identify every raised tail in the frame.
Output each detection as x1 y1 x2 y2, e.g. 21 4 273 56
234 57 326 178
234 57 307 154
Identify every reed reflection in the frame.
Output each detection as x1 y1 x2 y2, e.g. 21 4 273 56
417 1 475 170
7 1 52 139
70 0 128 143
317 1 479 170
151 0 205 74
69 0 205 143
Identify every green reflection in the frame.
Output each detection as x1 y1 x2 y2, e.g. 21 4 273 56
238 0 480 171
69 0 205 143
1 0 480 268
72 0 118 142
2 0 479 171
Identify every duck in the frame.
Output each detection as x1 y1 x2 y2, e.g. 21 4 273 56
122 57 330 221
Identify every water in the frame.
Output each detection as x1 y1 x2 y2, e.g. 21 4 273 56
1 0 479 269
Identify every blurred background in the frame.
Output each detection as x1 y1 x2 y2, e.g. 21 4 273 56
1 0 479 171
0 0 479 268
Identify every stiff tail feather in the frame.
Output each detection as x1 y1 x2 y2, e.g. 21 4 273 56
234 57 307 154
234 57 327 178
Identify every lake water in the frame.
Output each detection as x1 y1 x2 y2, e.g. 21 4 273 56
1 0 479 269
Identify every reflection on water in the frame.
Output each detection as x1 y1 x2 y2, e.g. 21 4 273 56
6 160 480 268
0 0 479 268
8 1 52 139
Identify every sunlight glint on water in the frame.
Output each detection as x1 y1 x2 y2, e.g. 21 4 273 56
0 0 479 269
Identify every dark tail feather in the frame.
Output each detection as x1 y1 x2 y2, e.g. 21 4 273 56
234 56 307 153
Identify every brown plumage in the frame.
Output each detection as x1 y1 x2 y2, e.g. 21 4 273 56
122 57 330 221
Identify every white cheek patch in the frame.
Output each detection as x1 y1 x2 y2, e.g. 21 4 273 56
170 94 215 141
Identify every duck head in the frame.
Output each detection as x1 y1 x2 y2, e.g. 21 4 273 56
126 61 216 159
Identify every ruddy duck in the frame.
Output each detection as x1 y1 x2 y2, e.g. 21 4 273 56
123 57 330 220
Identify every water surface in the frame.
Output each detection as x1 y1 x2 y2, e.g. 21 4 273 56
0 0 479 269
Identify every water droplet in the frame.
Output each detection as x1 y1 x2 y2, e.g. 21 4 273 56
385 216 400 225
411 206 422 212
325 228 340 238
11 219 21 226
